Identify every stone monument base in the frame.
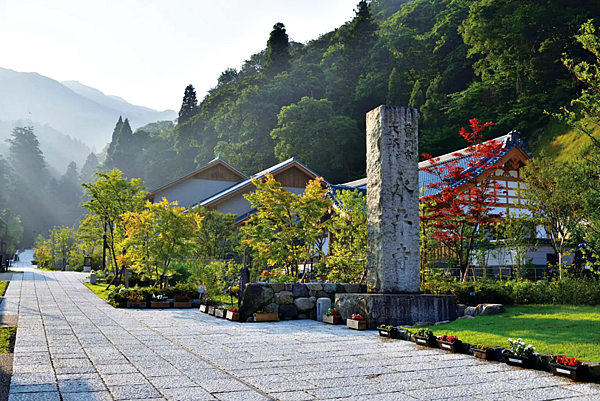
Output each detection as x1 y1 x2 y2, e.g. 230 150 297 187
335 293 457 329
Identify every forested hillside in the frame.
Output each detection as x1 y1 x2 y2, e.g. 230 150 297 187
133 0 595 185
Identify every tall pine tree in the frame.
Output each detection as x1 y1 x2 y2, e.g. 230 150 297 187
178 85 199 125
80 152 99 184
264 23 291 74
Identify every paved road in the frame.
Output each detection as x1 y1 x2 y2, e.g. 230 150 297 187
10 250 34 269
3 269 600 400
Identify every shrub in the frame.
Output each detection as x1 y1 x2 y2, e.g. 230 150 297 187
107 283 200 306
422 275 600 306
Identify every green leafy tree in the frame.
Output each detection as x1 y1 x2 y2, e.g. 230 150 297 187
0 209 23 256
270 97 362 183
81 169 147 283
326 189 367 282
521 157 584 278
242 174 331 278
120 199 201 287
190 206 238 260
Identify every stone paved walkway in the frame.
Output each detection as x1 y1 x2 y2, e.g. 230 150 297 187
3 269 600 401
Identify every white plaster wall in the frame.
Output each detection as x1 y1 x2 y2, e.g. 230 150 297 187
153 179 236 207
473 244 574 267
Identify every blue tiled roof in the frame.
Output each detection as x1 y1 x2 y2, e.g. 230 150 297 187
335 131 527 198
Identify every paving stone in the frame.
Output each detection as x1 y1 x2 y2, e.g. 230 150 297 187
8 392 61 401
215 391 272 401
148 375 199 389
108 383 162 400
160 386 215 401
61 391 114 401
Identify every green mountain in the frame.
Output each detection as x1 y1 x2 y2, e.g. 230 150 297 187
166 0 599 184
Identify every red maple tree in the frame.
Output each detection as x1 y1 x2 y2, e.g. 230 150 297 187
421 119 503 281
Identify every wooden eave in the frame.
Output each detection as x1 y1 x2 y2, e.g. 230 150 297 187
203 162 319 209
148 159 247 196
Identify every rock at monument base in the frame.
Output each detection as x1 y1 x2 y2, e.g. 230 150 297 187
457 304 467 317
238 283 274 320
335 293 457 330
477 303 505 316
464 306 477 316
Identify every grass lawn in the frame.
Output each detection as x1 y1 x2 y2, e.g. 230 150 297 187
84 282 110 300
0 281 6 297
406 305 600 362
0 327 16 353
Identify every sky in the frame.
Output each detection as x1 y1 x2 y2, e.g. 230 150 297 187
0 0 358 112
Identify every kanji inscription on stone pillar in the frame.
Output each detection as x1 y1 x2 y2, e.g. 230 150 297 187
366 105 420 294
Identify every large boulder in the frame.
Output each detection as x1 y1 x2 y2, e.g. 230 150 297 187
238 283 274 320
290 283 309 297
477 304 505 316
464 306 477 316
306 283 323 291
323 283 339 293
294 296 316 313
264 303 279 313
279 304 298 319
275 291 295 305
456 304 467 317
270 283 285 292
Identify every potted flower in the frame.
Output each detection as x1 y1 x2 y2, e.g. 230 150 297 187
323 308 343 325
503 338 536 368
437 334 462 353
173 294 192 308
126 294 147 308
254 309 278 322
472 344 495 361
549 356 587 381
199 297 212 313
226 307 240 321
413 328 436 347
378 324 399 339
215 305 228 318
151 294 170 308
347 313 367 330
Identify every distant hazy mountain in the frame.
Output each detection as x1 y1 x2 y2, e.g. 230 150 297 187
0 68 176 149
0 119 90 178
61 80 176 125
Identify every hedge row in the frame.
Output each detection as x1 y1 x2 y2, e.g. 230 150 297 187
422 277 600 306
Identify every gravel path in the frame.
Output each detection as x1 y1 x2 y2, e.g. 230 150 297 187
4 269 600 400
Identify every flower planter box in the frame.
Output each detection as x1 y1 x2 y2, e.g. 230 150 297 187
173 301 192 308
413 335 437 347
378 328 399 339
208 306 216 316
347 319 367 330
473 348 496 361
503 353 534 368
199 304 209 313
150 301 170 308
215 309 227 318
226 311 240 321
254 312 279 322
438 339 462 353
323 314 343 325
126 301 147 308
549 362 587 381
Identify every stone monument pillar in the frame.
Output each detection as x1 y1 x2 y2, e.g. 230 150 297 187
335 105 457 328
366 106 420 294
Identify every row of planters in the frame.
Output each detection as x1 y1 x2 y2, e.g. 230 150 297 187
107 284 201 308
409 328 591 382
320 308 594 382
125 293 194 308
199 299 281 323
199 302 240 321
